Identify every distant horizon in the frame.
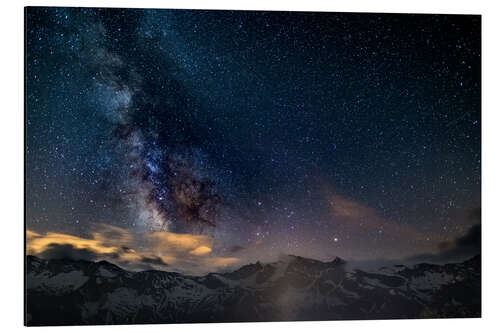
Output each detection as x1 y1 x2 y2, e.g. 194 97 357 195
26 245 480 277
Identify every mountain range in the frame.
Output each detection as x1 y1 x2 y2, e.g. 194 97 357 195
25 254 481 325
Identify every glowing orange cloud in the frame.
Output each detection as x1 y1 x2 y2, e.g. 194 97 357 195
190 246 212 256
211 257 239 267
149 231 213 252
26 225 238 274
26 231 119 255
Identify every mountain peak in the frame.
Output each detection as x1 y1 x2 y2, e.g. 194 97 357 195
330 256 346 265
223 261 263 280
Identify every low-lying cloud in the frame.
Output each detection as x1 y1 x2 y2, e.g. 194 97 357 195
408 223 481 264
26 225 239 275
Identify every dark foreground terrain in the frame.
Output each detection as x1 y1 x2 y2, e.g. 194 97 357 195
26 254 480 325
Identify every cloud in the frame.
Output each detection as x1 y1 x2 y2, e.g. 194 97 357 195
329 193 426 242
27 229 119 256
149 231 213 253
330 194 375 221
210 257 239 267
190 246 212 256
36 243 99 262
409 223 481 264
139 255 169 266
326 190 478 261
26 225 239 275
456 223 481 248
92 225 134 247
348 221 481 270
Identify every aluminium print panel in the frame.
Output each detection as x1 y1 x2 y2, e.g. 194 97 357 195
25 7 481 326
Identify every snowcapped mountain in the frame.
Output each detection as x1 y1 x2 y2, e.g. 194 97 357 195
25 254 480 325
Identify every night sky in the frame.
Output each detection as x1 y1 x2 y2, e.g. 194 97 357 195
25 7 481 274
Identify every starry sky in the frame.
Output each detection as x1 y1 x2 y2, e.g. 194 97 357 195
25 7 481 274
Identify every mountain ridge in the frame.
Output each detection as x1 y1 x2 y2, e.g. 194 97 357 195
25 254 480 325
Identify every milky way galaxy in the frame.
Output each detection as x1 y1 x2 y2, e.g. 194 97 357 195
26 8 481 274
